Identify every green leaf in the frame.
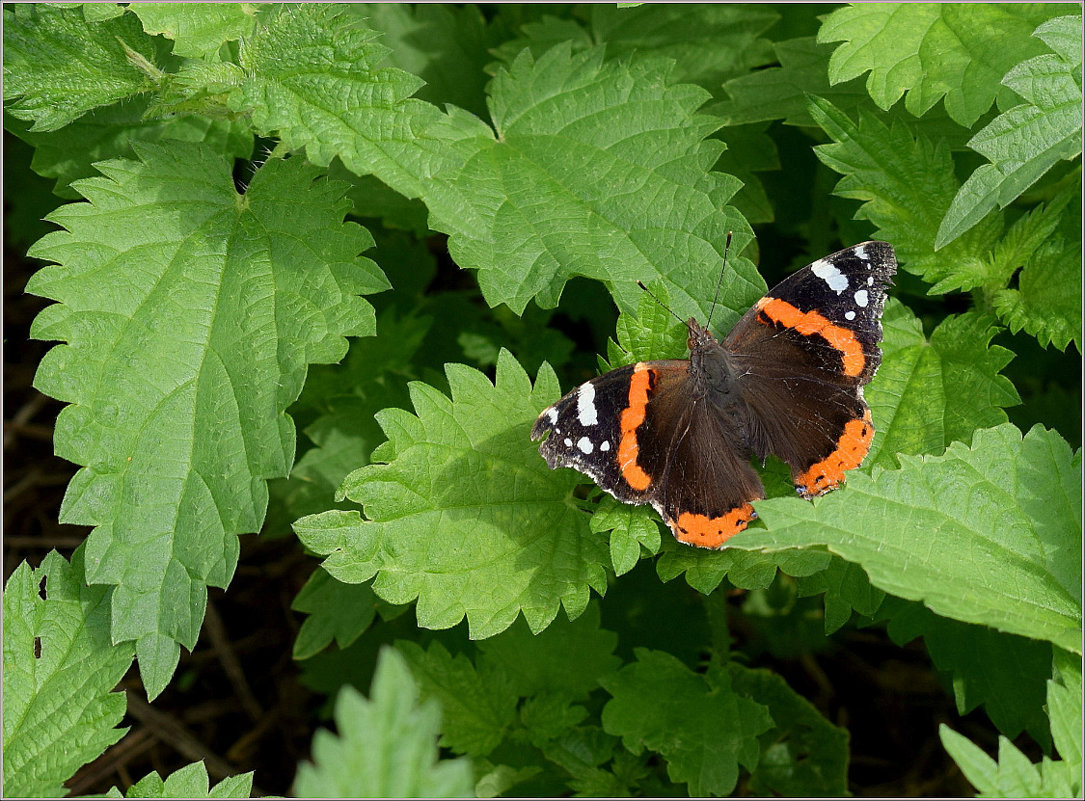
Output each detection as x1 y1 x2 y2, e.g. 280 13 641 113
294 646 474 797
129 2 255 58
809 97 1004 293
992 228 1082 353
737 424 1082 655
819 4 1074 126
940 652 1081 797
234 5 762 322
292 569 377 661
882 600 1052 744
657 537 831 597
601 649 772 796
396 640 518 757
587 3 779 90
6 101 254 199
294 350 609 639
475 601 620 701
3 4 158 132
104 761 254 798
796 557 885 634
351 3 495 119
3 548 133 798
731 663 849 796
716 36 870 127
590 496 662 578
26 144 388 696
867 308 1020 466
937 15 1083 247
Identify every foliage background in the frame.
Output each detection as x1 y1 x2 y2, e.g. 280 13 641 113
3 3 1081 798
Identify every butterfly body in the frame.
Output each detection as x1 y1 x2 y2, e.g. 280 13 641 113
532 241 897 549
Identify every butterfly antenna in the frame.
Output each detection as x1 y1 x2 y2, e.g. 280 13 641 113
707 231 733 330
635 280 687 327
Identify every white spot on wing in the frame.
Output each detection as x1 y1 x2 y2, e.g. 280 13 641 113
854 289 869 308
577 382 598 426
564 438 573 447
811 260 849 294
546 407 558 424
600 441 610 451
854 244 868 260
845 310 856 320
577 436 594 454
867 276 874 286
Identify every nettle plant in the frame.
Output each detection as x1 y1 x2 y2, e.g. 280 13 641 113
3 3 1081 798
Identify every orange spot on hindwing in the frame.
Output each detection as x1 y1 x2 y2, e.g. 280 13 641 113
672 503 757 549
756 297 866 377
618 363 653 491
796 410 874 497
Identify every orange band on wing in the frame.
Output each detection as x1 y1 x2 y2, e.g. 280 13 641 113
618 363 653 491
672 503 757 549
796 410 874 497
756 297 866 377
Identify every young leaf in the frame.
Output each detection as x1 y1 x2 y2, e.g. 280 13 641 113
795 556 885 634
294 350 609 639
27 143 388 696
3 4 158 132
475 601 620 701
3 549 133 798
882 600 1052 745
940 653 1081 797
233 4 763 322
129 3 255 58
291 569 377 661
600 649 773 796
809 97 1004 293
103 761 254 798
716 37 869 127
938 15 1083 247
865 306 1020 466
819 4 1073 126
731 663 849 796
739 424 1083 655
294 646 474 798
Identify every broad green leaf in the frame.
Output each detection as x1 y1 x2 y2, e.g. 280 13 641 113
716 37 869 127
475 602 620 701
590 496 662 578
397 640 518 757
732 663 849 796
795 557 885 634
938 15 1083 247
601 649 772 796
587 3 779 90
736 424 1082 655
129 2 256 58
27 143 388 696
940 652 1081 798
882 599 1051 744
657 535 830 597
819 3 1074 126
104 761 254 798
294 646 474 798
992 235 1082 352
865 307 1020 466
350 3 495 119
3 549 133 798
6 101 254 199
292 569 377 661
809 97 1004 294
3 4 158 132
233 5 764 322
294 350 609 639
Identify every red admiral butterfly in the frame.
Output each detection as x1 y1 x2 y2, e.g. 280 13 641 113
531 241 897 549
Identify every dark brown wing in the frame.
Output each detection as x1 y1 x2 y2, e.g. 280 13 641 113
723 241 896 496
